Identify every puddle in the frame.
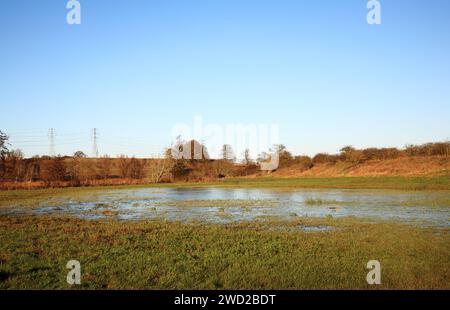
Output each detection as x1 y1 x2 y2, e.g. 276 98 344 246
1 187 449 227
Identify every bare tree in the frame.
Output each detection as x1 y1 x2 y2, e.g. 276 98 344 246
24 156 40 183
117 155 131 178
97 155 112 179
129 157 145 179
242 148 253 166
257 151 270 164
0 131 9 180
222 144 236 162
40 156 67 185
145 155 173 183
5 149 25 182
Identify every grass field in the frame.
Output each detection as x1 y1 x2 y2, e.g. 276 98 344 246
1 176 449 290
0 215 448 289
217 176 450 190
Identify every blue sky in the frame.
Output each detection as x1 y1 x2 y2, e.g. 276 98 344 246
1 0 449 158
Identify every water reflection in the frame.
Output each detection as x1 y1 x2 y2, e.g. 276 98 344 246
1 187 449 227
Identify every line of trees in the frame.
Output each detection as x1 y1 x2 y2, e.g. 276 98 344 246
310 142 450 165
1 130 449 186
0 154 176 186
253 142 450 171
0 131 11 180
0 132 174 185
0 135 244 185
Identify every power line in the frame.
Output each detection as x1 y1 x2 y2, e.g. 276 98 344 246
5 128 163 157
10 138 87 143
92 128 99 158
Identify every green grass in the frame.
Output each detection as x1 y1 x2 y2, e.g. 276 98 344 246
1 176 448 289
0 215 448 289
216 176 450 191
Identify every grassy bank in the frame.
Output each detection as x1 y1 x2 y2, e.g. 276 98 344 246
218 176 450 190
0 215 448 289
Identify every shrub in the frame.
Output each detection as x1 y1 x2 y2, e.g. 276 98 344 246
405 142 450 156
212 160 234 178
40 157 67 184
339 146 366 164
312 153 339 164
293 155 313 170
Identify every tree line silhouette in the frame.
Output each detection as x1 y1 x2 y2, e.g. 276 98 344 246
0 130 449 189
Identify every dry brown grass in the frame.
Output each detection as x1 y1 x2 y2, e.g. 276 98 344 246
0 178 158 191
1 156 448 190
273 156 450 177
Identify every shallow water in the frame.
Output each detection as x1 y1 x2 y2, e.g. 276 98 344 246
1 187 449 227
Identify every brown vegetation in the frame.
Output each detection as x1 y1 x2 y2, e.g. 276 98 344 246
0 132 449 190
272 156 450 177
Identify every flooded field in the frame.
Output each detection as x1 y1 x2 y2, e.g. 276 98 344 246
1 187 449 228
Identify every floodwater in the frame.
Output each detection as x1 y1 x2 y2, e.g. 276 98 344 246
1 187 449 228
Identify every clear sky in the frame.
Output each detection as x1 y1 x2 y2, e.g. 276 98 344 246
1 0 449 158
